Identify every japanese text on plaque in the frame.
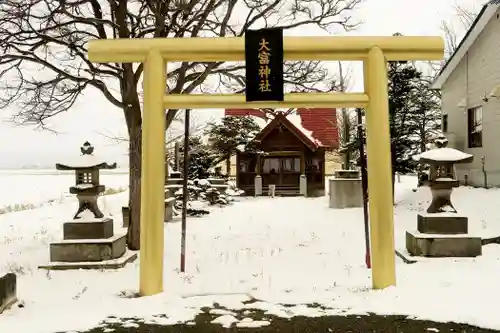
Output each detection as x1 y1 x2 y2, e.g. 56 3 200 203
258 38 272 93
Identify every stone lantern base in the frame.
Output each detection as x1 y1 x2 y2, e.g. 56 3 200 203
39 217 137 270
406 213 482 257
328 171 363 209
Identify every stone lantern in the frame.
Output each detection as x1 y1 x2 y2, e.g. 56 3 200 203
406 135 481 258
417 135 473 213
39 142 137 270
55 141 117 219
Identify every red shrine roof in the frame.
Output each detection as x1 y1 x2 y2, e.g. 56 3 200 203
225 108 339 150
295 108 338 149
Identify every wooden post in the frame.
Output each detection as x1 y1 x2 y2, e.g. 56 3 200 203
255 154 262 196
174 141 180 171
357 108 370 269
300 152 306 174
180 109 190 273
256 154 261 175
299 152 307 196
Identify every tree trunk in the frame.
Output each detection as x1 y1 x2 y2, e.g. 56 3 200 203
417 128 426 188
341 108 351 169
126 105 142 251
226 151 231 176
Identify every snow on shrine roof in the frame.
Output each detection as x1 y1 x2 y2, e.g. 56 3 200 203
252 112 323 151
225 108 337 148
56 153 117 170
413 148 473 164
254 116 271 130
295 108 338 149
286 114 324 147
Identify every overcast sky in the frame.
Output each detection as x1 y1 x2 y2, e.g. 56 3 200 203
0 0 480 169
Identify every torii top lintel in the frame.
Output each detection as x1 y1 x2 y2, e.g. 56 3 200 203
88 36 444 64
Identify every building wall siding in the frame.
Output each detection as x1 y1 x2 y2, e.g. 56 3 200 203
442 9 500 186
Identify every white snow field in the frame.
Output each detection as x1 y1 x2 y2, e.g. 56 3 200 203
1 173 500 332
0 169 129 208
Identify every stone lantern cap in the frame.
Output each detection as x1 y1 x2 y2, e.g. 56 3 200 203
55 141 117 171
412 136 473 165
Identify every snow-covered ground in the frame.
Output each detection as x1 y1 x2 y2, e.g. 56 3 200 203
1 175 500 332
0 169 129 208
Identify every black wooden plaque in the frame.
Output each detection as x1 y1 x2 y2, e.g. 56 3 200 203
245 28 284 102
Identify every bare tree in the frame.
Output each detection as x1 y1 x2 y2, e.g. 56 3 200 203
0 0 363 249
410 84 441 153
428 4 478 77
335 61 356 168
420 4 478 100
440 20 460 59
455 4 477 29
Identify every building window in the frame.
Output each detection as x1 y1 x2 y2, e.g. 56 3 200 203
294 158 301 172
239 160 249 172
442 114 448 133
262 158 281 173
467 106 482 148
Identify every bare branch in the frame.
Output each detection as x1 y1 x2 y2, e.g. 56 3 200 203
0 0 364 129
427 4 478 80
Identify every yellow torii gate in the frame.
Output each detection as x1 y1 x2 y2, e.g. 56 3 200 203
88 36 444 297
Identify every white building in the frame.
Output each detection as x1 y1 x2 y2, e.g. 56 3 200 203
432 0 500 186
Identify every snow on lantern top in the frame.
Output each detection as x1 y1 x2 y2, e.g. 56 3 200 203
413 135 473 165
55 141 117 171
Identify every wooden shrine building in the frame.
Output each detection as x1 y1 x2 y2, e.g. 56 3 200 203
236 113 330 197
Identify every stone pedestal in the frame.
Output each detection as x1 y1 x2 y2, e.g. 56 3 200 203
417 213 468 234
63 217 114 240
211 184 229 194
208 178 226 185
0 273 17 314
406 213 481 257
167 178 184 185
300 174 307 196
329 178 363 209
165 184 183 198
39 217 137 270
255 175 262 196
164 197 176 222
50 234 127 262
170 171 182 179
334 170 360 179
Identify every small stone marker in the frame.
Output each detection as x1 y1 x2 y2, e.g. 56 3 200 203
0 273 17 314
